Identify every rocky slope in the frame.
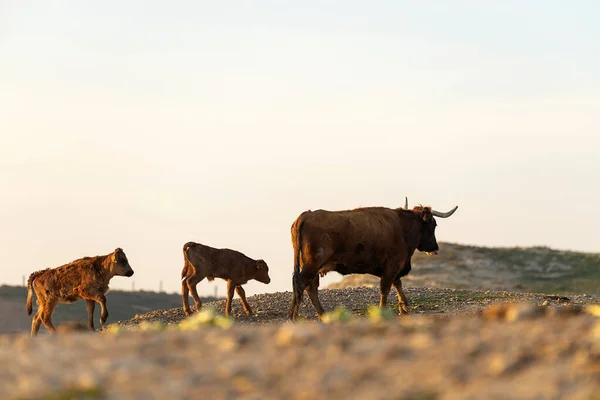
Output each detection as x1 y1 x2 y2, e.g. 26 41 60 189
326 242 600 296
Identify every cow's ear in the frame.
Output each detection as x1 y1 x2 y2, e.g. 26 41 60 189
256 260 263 269
421 208 433 222
112 253 118 263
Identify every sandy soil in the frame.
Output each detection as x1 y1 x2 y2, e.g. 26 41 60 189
2 287 599 400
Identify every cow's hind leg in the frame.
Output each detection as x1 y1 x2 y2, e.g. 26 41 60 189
305 275 325 319
393 277 410 315
290 267 323 321
289 246 333 321
379 270 396 310
85 299 96 330
235 285 253 315
289 270 310 321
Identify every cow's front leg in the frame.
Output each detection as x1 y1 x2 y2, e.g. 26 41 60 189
393 277 410 315
85 299 96 330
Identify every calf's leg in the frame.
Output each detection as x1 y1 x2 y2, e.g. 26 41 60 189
235 285 253 315
182 280 192 316
95 294 109 327
31 308 43 337
86 299 96 330
187 275 204 313
225 280 235 317
40 298 58 334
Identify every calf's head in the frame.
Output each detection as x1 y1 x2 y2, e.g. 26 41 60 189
109 248 134 277
253 259 271 284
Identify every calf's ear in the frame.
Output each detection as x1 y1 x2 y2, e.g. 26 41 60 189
256 260 263 269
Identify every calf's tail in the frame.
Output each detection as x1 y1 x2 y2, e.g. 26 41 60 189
181 243 194 283
26 269 47 315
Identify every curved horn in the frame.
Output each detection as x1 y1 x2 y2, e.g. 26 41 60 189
404 197 408 209
431 205 458 218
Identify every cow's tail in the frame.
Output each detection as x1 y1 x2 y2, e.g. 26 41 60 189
290 215 306 318
26 269 47 315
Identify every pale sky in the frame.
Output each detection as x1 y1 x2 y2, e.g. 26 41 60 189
1 1 599 297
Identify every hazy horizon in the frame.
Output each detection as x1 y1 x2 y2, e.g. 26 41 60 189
2 1 599 297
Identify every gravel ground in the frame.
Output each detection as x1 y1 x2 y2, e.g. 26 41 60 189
2 287 600 400
116 286 597 327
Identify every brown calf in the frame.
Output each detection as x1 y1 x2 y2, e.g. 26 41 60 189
181 241 271 317
26 248 134 337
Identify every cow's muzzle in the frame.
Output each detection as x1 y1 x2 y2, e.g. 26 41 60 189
126 270 134 277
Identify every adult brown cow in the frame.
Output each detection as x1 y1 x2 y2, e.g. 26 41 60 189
181 241 271 317
26 248 134 336
288 198 458 321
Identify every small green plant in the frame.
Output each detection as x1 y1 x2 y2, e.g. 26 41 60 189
137 321 168 332
585 304 600 317
366 305 395 322
102 324 123 335
178 307 234 330
102 307 235 334
321 307 354 324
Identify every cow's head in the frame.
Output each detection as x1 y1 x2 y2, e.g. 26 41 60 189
416 207 439 254
254 259 271 284
406 198 458 256
109 248 135 277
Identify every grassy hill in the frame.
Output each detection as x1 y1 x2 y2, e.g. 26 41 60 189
0 285 221 334
327 242 600 296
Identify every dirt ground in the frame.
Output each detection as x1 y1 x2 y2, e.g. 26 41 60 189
117 286 597 326
2 287 600 400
